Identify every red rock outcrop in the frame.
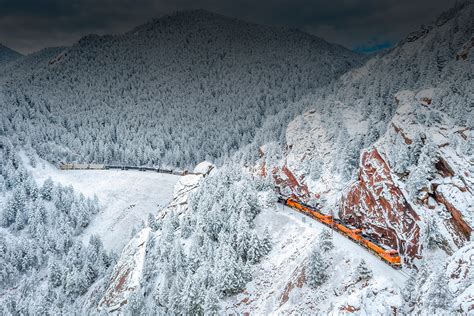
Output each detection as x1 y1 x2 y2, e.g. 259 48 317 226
340 148 421 260
434 189 472 244
273 165 312 200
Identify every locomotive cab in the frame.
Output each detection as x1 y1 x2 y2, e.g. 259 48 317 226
384 249 401 266
386 249 399 256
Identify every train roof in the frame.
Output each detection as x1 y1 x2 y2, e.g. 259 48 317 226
362 234 398 252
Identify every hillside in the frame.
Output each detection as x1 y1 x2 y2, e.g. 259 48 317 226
96 3 472 311
0 44 21 66
0 10 363 168
0 3 472 315
20 153 180 252
258 0 473 261
0 47 65 84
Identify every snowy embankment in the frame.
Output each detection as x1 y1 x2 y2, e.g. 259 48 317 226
224 204 408 314
20 153 180 252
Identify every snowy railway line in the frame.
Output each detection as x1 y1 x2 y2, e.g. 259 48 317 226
59 162 406 272
60 162 405 270
277 196 405 270
58 162 203 176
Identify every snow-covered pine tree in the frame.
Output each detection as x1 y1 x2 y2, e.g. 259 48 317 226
247 231 263 264
40 177 54 201
203 286 221 315
216 244 248 295
306 247 328 288
354 259 372 281
261 227 272 255
181 274 203 315
425 270 452 314
401 270 417 313
318 228 334 253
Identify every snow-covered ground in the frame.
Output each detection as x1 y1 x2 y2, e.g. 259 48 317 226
21 154 180 252
225 204 408 314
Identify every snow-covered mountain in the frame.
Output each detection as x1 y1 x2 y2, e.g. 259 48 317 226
0 44 21 66
260 0 473 263
0 2 472 315
0 47 65 84
0 10 363 169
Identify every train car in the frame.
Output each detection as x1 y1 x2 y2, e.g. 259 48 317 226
335 223 362 242
361 237 401 268
59 163 75 170
59 163 105 170
286 198 333 226
87 164 105 170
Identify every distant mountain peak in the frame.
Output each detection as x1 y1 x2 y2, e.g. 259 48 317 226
128 8 251 36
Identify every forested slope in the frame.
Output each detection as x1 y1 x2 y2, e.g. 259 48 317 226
0 10 363 168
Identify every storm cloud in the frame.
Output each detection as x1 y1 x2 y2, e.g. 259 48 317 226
0 0 458 54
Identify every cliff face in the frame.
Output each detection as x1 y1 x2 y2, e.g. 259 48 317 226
98 228 152 312
270 87 472 262
270 87 472 261
340 147 421 259
98 162 214 312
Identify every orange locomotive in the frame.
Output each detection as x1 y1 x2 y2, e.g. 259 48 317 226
281 196 402 269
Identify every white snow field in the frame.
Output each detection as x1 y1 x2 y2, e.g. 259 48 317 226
21 154 180 252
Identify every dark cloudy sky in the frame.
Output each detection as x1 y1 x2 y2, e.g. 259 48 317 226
0 0 457 54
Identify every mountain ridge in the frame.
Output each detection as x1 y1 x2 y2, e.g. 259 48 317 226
1 9 364 168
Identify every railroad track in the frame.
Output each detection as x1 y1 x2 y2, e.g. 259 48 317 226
277 195 403 270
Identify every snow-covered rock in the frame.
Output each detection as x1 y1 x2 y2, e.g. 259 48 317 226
341 147 422 260
193 161 214 175
262 2 473 262
342 88 472 261
158 161 215 218
222 205 406 314
98 228 151 312
98 162 214 311
269 107 368 209
446 242 474 313
411 242 474 314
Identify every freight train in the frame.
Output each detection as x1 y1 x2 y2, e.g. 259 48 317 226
58 163 195 176
278 196 402 269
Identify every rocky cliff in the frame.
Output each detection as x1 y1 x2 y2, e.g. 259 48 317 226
260 1 473 262
341 90 472 261
98 162 214 312
265 87 472 262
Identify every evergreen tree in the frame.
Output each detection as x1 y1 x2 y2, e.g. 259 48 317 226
306 247 328 288
354 259 372 281
157 275 170 308
48 261 62 288
248 232 268 264
124 291 145 316
216 245 248 295
204 287 221 315
181 274 203 315
236 211 250 260
1 186 27 228
318 229 334 253
41 177 54 201
402 270 417 313
425 271 452 314
168 274 184 313
261 227 272 255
